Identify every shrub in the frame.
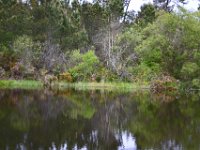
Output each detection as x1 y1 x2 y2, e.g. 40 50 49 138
192 79 200 89
181 62 199 80
150 75 179 93
58 72 73 82
68 50 99 81
0 67 5 79
131 62 160 82
10 62 23 79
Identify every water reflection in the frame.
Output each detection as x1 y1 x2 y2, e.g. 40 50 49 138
118 132 137 150
0 89 200 149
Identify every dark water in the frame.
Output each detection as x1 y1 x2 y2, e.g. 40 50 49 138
0 89 200 150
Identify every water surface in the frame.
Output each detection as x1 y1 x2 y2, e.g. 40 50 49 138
0 89 200 150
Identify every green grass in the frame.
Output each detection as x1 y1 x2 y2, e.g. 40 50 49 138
57 81 150 91
0 80 150 91
0 80 43 89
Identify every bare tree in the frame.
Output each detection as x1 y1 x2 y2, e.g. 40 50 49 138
41 37 67 73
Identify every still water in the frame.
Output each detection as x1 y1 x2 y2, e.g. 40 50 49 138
0 89 200 150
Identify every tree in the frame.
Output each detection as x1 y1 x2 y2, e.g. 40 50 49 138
136 9 200 83
81 1 122 66
29 0 88 50
107 26 142 80
136 4 156 27
0 0 31 45
153 0 187 12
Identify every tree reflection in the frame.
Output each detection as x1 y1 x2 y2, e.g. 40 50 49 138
0 89 200 149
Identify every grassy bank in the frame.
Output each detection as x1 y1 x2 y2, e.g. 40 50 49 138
57 81 150 91
0 80 150 91
0 80 43 89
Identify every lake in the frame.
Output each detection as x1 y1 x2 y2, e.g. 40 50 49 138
0 89 200 150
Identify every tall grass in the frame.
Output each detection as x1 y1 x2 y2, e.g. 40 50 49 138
0 80 150 91
58 81 150 91
0 80 43 89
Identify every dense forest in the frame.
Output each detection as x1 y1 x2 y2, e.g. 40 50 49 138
1 0 200 89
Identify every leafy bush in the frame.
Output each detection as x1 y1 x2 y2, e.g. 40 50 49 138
150 75 179 93
181 62 199 80
68 50 99 81
134 10 200 84
58 72 73 82
0 45 14 71
131 62 160 83
192 79 200 89
12 36 37 78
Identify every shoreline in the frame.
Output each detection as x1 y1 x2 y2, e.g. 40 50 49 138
58 81 150 91
2 79 199 93
0 80 150 91
0 80 43 89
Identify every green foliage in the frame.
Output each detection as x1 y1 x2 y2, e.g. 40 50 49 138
109 25 143 80
181 62 199 79
131 62 160 82
193 50 200 64
136 4 156 27
81 2 109 43
13 35 33 57
134 9 200 84
0 1 31 45
192 79 200 89
12 35 42 78
97 66 119 82
116 25 142 50
108 0 124 18
69 50 99 81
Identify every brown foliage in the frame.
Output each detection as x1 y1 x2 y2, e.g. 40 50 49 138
0 67 5 79
10 62 22 79
150 75 178 93
44 74 58 88
58 72 73 82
